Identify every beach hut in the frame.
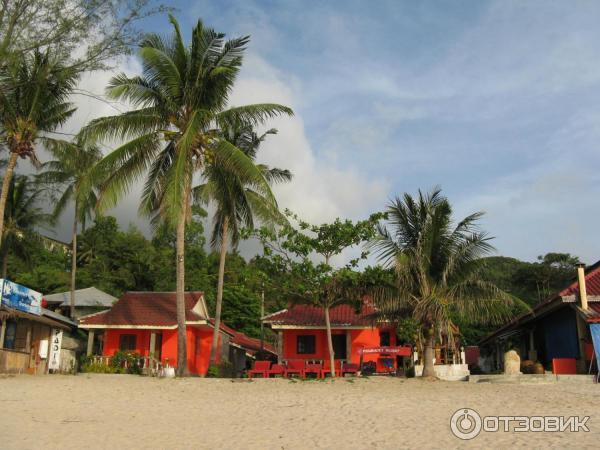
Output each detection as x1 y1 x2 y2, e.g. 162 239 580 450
78 291 233 376
0 279 76 374
480 262 600 375
263 298 411 374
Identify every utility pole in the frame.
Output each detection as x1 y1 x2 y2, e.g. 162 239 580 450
260 281 265 351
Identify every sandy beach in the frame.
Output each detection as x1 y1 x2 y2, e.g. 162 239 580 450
0 375 598 449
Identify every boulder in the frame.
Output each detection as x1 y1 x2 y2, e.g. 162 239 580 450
504 350 521 375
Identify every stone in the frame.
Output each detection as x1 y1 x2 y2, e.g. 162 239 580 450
504 350 521 375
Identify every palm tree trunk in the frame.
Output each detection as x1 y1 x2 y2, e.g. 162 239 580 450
325 306 336 377
209 217 229 366
0 153 18 246
422 327 436 378
2 251 8 279
70 202 78 319
175 199 189 377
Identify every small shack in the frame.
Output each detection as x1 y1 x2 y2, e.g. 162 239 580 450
0 279 76 374
480 263 600 374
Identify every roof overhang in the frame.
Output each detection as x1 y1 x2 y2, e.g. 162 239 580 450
79 319 208 330
269 324 374 330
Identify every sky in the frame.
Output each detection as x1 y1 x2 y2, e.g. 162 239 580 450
49 0 600 265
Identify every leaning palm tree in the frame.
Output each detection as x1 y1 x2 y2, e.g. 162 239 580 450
369 187 521 378
37 136 102 317
0 50 77 245
83 15 292 376
0 175 52 278
196 125 292 366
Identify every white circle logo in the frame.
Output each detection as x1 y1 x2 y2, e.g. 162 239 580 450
450 408 482 440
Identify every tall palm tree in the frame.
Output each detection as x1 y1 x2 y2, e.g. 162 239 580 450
37 136 102 318
0 175 52 278
0 50 77 245
195 125 292 366
83 15 292 376
369 187 521 378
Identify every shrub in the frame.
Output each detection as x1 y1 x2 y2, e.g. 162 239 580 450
206 361 236 378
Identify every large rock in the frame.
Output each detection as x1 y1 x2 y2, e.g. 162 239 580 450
504 350 521 375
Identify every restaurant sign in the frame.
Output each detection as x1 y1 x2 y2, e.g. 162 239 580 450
359 346 412 356
0 279 42 315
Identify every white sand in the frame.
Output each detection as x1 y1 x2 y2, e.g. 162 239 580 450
0 374 598 449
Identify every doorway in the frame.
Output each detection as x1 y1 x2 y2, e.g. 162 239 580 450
332 334 347 360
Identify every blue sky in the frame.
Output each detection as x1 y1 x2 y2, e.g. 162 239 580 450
64 1 600 264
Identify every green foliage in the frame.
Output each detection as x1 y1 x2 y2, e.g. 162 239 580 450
0 0 168 71
206 360 235 378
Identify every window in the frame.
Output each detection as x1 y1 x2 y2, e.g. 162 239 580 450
119 334 137 351
296 335 316 354
379 331 390 347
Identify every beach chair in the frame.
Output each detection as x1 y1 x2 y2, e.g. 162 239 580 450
304 362 323 378
284 360 306 378
266 364 286 378
248 360 271 378
319 359 342 378
341 362 360 377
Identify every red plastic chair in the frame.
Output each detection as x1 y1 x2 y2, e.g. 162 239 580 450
304 363 323 378
248 360 271 378
319 359 342 378
285 360 306 378
341 362 360 377
266 364 286 378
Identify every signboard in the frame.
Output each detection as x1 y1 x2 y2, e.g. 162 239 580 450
48 329 63 371
358 346 412 356
0 279 42 315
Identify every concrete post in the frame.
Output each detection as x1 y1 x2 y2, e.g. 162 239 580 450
149 332 156 356
86 330 95 356
345 330 352 363
277 330 283 364
0 319 6 348
25 323 32 352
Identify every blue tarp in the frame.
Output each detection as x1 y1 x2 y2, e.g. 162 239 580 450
543 309 580 361
590 324 600 366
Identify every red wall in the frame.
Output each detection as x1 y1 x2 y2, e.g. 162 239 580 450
103 327 220 375
281 327 398 372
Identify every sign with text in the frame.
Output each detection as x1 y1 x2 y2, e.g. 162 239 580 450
0 279 42 315
48 329 63 371
359 346 412 356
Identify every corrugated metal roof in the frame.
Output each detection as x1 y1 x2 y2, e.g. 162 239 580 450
44 287 117 308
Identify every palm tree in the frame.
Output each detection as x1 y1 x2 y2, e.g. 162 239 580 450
195 125 292 366
0 175 52 278
0 50 77 245
37 136 102 317
83 15 292 376
369 187 521 378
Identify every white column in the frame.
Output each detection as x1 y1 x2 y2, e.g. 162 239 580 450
86 330 95 356
149 332 156 356
277 330 283 364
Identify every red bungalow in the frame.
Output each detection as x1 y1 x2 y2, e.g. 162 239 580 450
79 291 231 376
263 300 412 374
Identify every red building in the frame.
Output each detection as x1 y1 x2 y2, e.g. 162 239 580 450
79 291 230 376
263 300 411 374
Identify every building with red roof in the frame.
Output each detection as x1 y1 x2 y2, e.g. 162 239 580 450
79 291 231 376
479 262 600 374
263 299 411 374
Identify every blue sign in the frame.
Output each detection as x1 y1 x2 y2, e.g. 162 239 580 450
0 279 42 315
